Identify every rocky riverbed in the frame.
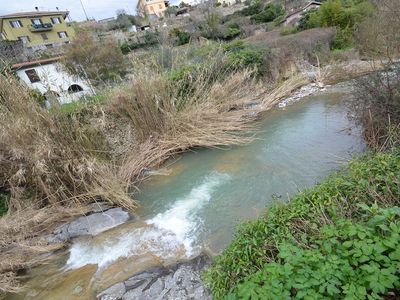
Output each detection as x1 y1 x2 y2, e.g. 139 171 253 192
43 206 212 300
278 82 326 108
97 254 211 300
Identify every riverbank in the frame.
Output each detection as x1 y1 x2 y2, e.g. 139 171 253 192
204 149 400 299
0 57 385 297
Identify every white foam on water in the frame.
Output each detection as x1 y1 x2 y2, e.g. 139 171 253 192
65 171 230 270
147 171 231 255
66 226 183 270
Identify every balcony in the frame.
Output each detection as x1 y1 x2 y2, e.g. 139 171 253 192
29 23 53 32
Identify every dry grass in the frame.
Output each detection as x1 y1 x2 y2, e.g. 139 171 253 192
0 74 136 296
109 66 308 183
0 74 135 211
0 205 91 295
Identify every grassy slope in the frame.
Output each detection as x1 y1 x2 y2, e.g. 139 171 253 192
204 150 400 299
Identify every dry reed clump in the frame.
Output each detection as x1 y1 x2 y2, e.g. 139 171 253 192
109 65 308 183
0 74 135 295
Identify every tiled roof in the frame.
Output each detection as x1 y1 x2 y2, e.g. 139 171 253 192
11 56 63 70
0 11 69 19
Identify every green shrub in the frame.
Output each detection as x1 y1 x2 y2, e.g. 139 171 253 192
223 40 245 52
168 65 196 83
331 26 354 49
297 9 319 31
226 23 241 40
273 14 285 26
120 43 131 54
228 206 400 299
226 46 268 77
280 26 297 36
170 28 191 45
120 31 160 54
250 4 284 24
204 150 400 299
240 0 262 16
31 89 46 107
296 0 374 49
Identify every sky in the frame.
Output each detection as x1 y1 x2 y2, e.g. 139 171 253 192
0 0 140 21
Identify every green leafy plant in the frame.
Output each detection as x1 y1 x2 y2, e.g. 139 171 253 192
204 150 400 299
229 206 400 299
226 23 241 40
170 28 191 45
226 46 268 77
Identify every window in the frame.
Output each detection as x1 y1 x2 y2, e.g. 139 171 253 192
57 31 68 38
9 20 23 28
41 33 48 40
25 69 40 83
17 36 30 44
31 18 42 25
51 17 62 24
67 84 83 94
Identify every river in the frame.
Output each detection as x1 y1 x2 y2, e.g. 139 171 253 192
10 87 365 299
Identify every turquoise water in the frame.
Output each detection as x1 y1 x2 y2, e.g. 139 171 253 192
136 90 365 252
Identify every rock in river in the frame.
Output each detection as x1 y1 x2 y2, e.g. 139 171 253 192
48 207 131 243
97 254 212 300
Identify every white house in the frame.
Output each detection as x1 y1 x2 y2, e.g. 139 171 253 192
12 56 94 104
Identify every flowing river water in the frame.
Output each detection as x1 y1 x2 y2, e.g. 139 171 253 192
11 87 366 299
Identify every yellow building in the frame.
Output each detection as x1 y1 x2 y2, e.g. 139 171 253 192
0 10 75 51
137 0 170 18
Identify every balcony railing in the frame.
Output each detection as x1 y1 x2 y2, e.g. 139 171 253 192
29 23 53 32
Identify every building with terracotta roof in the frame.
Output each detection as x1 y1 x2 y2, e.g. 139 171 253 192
0 9 75 52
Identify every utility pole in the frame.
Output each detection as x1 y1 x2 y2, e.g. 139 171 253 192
79 0 89 21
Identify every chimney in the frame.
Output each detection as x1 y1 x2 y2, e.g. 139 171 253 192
35 6 39 11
